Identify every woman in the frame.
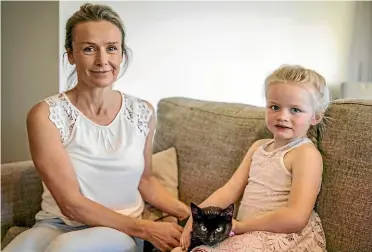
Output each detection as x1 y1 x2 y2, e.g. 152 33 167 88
3 3 189 252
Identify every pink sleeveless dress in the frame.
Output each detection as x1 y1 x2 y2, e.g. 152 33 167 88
193 138 327 252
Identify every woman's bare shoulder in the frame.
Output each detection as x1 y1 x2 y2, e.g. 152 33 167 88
27 101 51 124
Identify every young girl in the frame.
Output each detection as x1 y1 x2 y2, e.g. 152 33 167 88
175 64 329 252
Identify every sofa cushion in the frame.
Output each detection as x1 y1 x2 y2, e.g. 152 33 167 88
1 160 42 240
315 99 372 252
151 147 179 199
1 226 29 249
142 147 179 223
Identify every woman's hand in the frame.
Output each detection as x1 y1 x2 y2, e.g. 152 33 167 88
143 220 184 251
180 218 193 251
177 202 191 221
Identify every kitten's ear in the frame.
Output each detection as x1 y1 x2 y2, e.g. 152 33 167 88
190 202 203 217
221 204 234 218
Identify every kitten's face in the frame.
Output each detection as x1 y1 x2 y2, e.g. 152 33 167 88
191 203 234 246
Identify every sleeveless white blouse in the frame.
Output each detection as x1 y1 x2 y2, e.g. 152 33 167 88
35 91 152 226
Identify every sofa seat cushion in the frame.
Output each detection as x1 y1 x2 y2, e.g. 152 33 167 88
1 226 29 249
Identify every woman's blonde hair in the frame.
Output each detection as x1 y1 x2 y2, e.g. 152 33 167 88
64 3 130 89
264 64 331 146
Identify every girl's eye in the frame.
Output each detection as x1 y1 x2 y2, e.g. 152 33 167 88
216 226 223 232
270 105 280 111
291 108 301 113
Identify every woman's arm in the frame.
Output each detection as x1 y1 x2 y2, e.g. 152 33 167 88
27 102 152 237
233 144 323 234
138 102 190 220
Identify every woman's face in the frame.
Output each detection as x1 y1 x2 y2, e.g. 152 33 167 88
67 20 123 88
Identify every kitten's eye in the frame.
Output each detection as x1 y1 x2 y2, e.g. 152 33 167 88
201 225 207 232
216 226 223 232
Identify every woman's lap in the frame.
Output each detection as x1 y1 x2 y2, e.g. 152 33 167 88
2 224 64 252
45 226 142 252
3 218 143 252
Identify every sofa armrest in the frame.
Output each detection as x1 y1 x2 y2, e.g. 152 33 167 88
1 160 43 240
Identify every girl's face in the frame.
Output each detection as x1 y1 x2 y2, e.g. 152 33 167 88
265 82 320 141
67 20 123 89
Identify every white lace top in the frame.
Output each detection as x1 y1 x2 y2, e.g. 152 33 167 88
35 91 153 226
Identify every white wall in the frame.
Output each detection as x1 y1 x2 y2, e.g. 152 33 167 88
60 1 356 108
2 1 59 163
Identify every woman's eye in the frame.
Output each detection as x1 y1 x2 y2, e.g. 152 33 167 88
107 46 118 52
291 108 301 113
270 105 279 111
83 47 95 53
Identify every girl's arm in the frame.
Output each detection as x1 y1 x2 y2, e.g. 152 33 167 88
180 138 270 250
233 144 323 234
138 102 190 220
196 139 270 210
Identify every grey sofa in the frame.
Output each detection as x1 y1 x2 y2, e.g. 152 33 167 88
2 97 372 251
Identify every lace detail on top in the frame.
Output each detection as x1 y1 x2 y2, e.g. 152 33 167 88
44 93 79 144
122 95 153 137
44 92 153 144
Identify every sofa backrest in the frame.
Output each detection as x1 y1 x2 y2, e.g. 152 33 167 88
153 97 272 205
315 100 372 251
153 97 372 252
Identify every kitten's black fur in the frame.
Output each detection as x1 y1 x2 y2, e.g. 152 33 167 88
145 203 234 252
185 203 234 252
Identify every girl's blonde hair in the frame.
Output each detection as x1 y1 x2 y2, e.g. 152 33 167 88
264 64 331 146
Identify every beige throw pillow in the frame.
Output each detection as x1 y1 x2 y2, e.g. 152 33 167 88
142 147 179 223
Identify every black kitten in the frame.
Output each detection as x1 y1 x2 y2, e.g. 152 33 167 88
187 202 234 252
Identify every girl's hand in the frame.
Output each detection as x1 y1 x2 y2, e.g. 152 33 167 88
180 218 193 251
231 219 243 235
